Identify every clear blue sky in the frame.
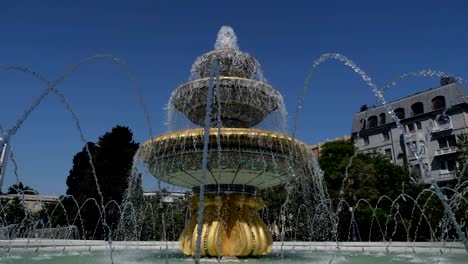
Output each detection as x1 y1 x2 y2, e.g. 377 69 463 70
1 0 468 195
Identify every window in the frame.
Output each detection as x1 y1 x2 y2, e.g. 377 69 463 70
416 121 422 130
382 131 390 141
406 141 417 155
440 159 456 172
367 116 378 128
384 148 392 160
436 114 450 126
419 140 426 155
394 108 405 119
363 136 369 145
411 102 424 116
437 138 447 149
413 164 422 178
437 135 456 149
432 96 446 110
360 119 367 130
407 123 415 132
379 113 386 125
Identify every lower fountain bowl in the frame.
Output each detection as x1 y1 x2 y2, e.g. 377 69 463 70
139 128 310 190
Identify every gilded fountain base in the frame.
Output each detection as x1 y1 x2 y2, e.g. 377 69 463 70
179 194 273 257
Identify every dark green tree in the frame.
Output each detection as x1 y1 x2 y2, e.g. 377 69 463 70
139 190 189 241
7 182 37 195
0 183 36 233
455 134 468 184
318 140 355 202
64 126 139 239
37 199 68 228
318 140 417 204
95 126 139 205
2 197 27 224
317 140 423 241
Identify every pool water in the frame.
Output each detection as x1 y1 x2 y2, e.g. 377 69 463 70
1 251 467 264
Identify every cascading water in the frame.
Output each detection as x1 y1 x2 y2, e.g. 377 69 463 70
0 26 467 264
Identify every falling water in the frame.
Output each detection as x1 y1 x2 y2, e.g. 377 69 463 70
293 52 468 252
0 55 154 263
195 60 220 263
1 26 468 264
0 54 153 139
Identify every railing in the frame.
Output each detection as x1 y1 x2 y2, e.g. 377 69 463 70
434 146 457 156
438 171 455 181
432 123 453 133
432 116 453 133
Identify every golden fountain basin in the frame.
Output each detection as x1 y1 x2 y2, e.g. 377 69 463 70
139 128 310 190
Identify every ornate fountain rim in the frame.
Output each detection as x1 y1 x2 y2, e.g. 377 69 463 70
139 128 311 189
142 128 307 148
174 76 274 91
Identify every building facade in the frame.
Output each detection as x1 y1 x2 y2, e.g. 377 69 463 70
0 194 59 214
351 81 468 183
143 190 189 203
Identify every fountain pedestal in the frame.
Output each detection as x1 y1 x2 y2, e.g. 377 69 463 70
179 193 273 257
140 26 305 258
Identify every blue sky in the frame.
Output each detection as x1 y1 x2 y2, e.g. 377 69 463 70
1 0 468 194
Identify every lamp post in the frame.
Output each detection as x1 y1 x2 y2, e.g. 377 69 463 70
0 136 11 193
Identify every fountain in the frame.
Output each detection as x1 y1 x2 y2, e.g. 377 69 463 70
139 26 314 257
0 26 467 264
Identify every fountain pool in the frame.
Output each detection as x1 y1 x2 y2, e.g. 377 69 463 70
2 250 467 264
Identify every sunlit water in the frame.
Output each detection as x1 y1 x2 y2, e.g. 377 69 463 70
1 251 467 264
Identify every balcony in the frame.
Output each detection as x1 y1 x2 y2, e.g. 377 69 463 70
431 116 453 134
438 171 455 181
434 146 457 156
420 171 456 184
432 123 453 133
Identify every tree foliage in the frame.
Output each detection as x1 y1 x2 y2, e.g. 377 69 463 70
64 125 139 239
318 140 417 205
7 182 37 195
259 139 433 241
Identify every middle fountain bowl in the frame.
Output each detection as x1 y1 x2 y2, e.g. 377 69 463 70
139 127 309 191
170 77 282 128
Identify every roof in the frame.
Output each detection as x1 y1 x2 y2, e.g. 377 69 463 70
351 83 467 133
0 194 59 202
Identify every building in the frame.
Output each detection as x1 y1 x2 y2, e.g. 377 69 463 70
310 135 351 158
144 190 189 203
351 80 468 183
0 194 59 214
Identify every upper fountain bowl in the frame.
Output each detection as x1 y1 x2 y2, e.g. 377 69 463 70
189 26 264 81
190 49 262 80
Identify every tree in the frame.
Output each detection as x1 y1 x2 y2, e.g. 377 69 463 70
64 125 139 239
94 126 139 205
138 190 189 241
318 140 355 202
317 140 423 241
37 197 69 228
1 182 36 229
318 140 417 203
1 197 27 224
7 182 37 195
455 133 468 184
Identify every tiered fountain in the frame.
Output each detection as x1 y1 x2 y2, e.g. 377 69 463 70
139 26 311 257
